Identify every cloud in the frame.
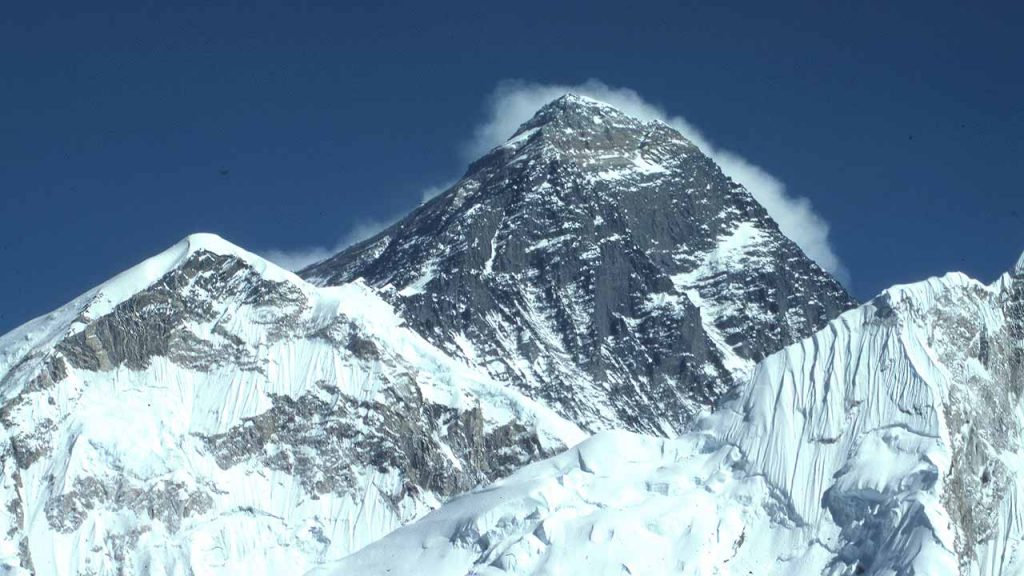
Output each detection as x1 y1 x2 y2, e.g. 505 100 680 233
262 217 396 271
262 178 457 272
261 245 335 273
419 180 456 204
463 79 848 281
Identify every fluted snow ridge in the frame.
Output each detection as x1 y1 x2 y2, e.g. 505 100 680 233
0 234 584 576
319 264 1024 575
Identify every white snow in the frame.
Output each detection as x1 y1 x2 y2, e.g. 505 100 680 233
669 221 772 380
629 152 668 174
316 268 1024 576
502 127 541 149
6 230 1024 576
0 234 585 576
398 259 439 296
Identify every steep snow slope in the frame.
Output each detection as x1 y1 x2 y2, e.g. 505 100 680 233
318 254 1024 576
302 94 855 436
0 234 584 576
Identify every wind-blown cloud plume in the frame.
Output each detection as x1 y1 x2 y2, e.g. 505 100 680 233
262 217 397 272
464 79 847 280
264 80 846 282
262 179 455 271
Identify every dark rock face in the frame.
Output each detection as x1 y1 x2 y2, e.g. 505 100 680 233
0 245 570 572
45 476 213 534
56 250 307 374
937 266 1024 569
302 94 856 434
201 381 550 503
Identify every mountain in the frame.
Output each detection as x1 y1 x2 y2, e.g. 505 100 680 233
0 93 857 576
301 94 855 435
0 234 584 575
317 254 1024 576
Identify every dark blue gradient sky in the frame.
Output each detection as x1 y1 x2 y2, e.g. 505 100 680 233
2 0 1022 333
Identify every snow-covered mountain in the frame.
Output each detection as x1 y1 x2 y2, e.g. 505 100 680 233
302 94 855 435
0 234 584 575
0 93 859 576
318 253 1024 576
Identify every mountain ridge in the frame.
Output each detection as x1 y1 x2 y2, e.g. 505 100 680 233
317 251 1024 576
2 94 859 575
0 232 584 574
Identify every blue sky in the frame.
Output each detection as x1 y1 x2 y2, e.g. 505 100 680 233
2 0 1022 334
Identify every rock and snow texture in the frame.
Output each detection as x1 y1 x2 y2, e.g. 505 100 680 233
0 234 584 575
302 94 855 435
0 93 917 576
318 256 1024 576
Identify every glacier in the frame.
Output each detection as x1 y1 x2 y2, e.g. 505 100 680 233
317 256 1024 575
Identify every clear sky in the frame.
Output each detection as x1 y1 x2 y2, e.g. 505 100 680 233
2 0 1022 334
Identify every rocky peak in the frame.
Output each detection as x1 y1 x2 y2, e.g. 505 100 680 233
301 96 856 435
473 93 697 180
0 232 585 575
0 233 288 393
1014 249 1024 277
511 93 662 138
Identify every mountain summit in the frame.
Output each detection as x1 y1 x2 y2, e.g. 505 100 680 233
302 93 856 434
1 95 855 575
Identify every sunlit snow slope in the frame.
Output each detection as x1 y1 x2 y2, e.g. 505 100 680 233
0 234 584 576
317 254 1024 576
